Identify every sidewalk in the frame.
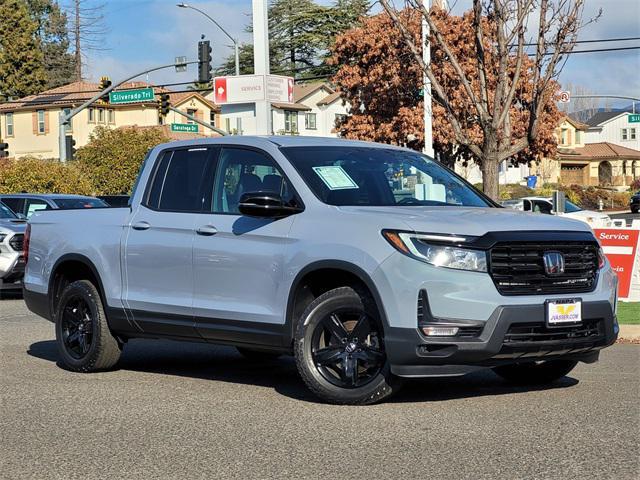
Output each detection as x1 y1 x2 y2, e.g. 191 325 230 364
618 324 640 344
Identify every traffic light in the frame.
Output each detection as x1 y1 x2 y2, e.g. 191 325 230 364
99 76 112 103
158 93 170 116
198 40 212 83
0 142 8 158
65 136 76 161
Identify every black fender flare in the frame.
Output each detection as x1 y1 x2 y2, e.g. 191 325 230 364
285 260 390 340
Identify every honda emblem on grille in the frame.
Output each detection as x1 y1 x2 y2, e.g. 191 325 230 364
543 251 565 276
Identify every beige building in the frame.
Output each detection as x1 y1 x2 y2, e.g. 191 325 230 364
0 81 220 160
533 116 640 188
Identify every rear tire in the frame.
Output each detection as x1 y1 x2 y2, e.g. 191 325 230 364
236 347 281 361
294 286 401 405
493 359 578 384
55 279 121 372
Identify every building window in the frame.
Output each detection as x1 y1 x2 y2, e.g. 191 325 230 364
305 112 317 130
88 108 95 122
575 129 581 144
622 128 628 141
37 110 45 134
225 118 231 133
5 112 13 136
284 111 298 133
187 108 197 124
63 108 72 133
98 108 104 123
631 128 637 140
108 109 115 124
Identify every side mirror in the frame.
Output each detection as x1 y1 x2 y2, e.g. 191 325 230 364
238 192 303 218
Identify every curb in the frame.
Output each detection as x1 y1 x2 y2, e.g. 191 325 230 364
618 324 640 341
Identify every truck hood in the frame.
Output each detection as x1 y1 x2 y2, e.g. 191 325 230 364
0 218 27 233
337 206 592 237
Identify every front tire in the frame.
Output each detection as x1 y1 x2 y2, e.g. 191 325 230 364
493 359 578 384
294 286 401 405
55 279 121 372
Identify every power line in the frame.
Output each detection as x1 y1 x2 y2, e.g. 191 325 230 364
517 36 640 47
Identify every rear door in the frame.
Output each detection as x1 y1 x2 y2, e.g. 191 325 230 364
192 147 298 346
123 146 215 337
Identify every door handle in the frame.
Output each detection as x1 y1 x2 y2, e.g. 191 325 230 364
132 221 151 231
196 225 218 236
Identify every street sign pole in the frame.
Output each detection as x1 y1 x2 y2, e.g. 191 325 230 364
422 0 434 158
253 0 271 135
168 106 227 136
57 60 199 161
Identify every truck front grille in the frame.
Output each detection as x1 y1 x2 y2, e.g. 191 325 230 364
493 319 605 359
9 234 24 252
489 242 598 295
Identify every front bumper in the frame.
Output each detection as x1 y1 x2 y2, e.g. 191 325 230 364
0 251 25 289
385 300 618 377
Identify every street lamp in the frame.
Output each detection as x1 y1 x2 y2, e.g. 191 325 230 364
177 2 240 76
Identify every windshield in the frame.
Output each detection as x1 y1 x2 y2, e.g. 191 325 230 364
0 201 18 219
565 200 582 213
281 146 491 207
54 198 107 209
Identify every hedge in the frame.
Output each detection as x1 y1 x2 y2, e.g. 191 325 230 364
0 157 93 195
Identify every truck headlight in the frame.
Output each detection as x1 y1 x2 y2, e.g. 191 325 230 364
382 230 487 272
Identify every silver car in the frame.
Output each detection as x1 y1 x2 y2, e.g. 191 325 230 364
0 201 26 290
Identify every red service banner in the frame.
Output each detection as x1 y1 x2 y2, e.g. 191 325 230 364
214 77 227 104
594 229 640 299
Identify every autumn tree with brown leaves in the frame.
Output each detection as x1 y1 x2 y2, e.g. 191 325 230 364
333 1 589 199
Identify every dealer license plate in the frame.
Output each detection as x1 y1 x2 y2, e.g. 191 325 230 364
546 299 582 326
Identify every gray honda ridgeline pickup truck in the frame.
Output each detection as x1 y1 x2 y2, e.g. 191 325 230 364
23 136 618 404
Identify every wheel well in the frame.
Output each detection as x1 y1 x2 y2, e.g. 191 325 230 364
289 268 379 332
50 260 102 316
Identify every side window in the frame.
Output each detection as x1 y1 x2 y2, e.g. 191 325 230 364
25 199 50 218
145 148 212 212
523 200 532 212
1 198 24 215
212 148 294 214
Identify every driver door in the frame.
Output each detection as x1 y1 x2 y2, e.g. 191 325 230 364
192 147 297 345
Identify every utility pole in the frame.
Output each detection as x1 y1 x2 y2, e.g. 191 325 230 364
422 0 434 158
74 0 81 81
253 0 272 135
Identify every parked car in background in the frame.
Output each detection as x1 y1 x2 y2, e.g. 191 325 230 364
501 196 611 228
0 194 107 219
23 136 618 405
630 191 639 214
97 195 130 207
0 201 27 290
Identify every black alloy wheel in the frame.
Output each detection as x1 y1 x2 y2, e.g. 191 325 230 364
60 295 94 359
55 279 122 372
311 310 385 389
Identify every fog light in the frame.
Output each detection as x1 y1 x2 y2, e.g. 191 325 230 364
421 326 459 336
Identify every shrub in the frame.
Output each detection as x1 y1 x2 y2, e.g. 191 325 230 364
498 183 534 200
75 126 169 195
0 156 93 195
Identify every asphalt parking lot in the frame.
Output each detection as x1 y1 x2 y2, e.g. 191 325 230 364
1 297 639 480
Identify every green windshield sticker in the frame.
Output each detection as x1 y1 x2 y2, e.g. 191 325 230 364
312 166 359 190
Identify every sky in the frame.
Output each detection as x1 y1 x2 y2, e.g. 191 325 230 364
82 0 640 109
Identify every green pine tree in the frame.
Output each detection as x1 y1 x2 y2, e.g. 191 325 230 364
26 0 76 89
216 0 368 79
0 0 47 100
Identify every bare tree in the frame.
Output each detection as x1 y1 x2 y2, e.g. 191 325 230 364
379 0 599 199
66 0 108 81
